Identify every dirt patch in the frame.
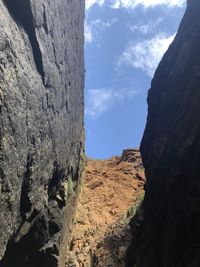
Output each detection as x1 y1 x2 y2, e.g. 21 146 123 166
65 149 145 267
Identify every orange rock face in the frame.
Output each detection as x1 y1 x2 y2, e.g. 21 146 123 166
65 149 145 267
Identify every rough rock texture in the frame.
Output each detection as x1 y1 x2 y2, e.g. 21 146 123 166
0 1 84 266
126 1 200 267
66 150 145 267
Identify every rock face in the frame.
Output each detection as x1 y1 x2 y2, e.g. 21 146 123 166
126 1 200 267
0 1 84 266
66 150 145 267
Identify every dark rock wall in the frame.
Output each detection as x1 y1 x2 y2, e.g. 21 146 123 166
0 0 84 266
126 1 200 267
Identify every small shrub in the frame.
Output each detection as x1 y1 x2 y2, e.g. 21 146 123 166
123 192 145 224
138 192 145 202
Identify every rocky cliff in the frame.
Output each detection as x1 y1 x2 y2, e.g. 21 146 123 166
126 1 200 267
0 1 84 266
66 149 145 267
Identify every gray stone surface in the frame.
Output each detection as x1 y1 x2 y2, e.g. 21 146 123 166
126 1 200 267
0 0 84 266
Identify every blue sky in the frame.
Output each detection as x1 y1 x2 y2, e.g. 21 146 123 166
85 0 186 159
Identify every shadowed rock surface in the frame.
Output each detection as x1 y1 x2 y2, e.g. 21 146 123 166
126 1 200 267
0 1 84 266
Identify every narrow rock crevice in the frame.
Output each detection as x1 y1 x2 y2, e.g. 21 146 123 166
48 161 66 201
66 150 145 267
20 153 33 219
3 0 45 83
0 237 58 267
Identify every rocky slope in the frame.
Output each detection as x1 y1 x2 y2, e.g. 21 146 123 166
126 1 200 267
66 149 145 267
0 1 84 266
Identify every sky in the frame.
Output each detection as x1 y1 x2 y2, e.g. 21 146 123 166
84 0 186 159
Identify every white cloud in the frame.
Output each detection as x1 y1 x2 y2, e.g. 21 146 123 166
86 0 105 10
127 18 164 35
128 23 152 35
84 18 118 44
117 33 175 77
86 0 185 10
110 0 185 8
85 88 138 118
85 23 93 43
